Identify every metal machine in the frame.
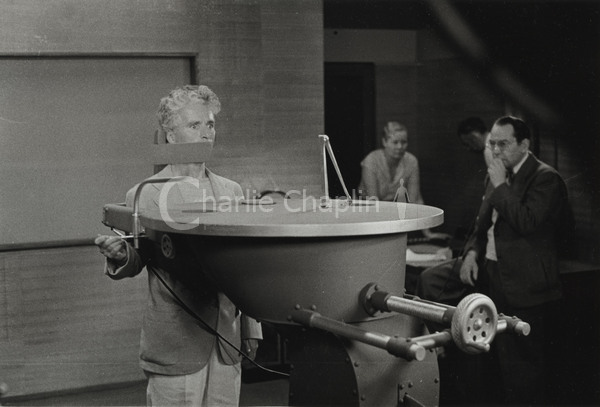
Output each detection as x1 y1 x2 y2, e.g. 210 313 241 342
101 136 529 406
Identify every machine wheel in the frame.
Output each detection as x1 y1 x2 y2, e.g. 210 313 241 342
161 233 176 259
451 293 498 354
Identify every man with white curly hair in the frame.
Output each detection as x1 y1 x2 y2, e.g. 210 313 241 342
95 85 262 406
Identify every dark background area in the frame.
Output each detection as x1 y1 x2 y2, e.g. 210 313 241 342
323 1 600 404
324 0 600 186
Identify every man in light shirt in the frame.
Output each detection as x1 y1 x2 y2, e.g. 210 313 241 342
95 85 262 406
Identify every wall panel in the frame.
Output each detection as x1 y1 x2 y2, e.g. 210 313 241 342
0 57 191 247
0 246 146 396
256 0 323 196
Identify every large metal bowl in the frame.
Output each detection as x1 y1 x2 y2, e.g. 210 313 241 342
103 199 443 323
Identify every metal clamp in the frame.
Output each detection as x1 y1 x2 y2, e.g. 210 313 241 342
319 135 353 205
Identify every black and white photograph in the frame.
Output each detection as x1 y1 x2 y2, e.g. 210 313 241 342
0 1 598 406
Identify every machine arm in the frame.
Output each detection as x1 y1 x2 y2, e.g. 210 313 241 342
288 284 530 361
290 309 428 361
362 283 530 354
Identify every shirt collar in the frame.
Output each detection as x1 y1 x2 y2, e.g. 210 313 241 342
511 151 529 174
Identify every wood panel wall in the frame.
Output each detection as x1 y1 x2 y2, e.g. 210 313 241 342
0 0 324 398
0 247 147 395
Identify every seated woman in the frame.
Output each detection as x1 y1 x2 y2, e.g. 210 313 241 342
358 121 450 241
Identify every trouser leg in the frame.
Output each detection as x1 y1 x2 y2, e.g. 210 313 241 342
486 261 558 405
145 344 241 406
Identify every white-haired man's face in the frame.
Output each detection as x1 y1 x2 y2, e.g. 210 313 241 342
166 101 216 145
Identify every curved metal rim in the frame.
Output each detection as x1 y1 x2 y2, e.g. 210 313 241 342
140 215 442 237
139 208 444 238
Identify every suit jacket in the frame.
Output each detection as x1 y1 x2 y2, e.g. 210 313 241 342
464 152 567 308
106 166 262 375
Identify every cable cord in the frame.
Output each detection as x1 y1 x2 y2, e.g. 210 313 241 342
148 267 290 378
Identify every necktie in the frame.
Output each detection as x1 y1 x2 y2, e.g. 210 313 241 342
507 170 514 185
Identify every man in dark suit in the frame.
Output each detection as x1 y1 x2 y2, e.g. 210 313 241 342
460 115 569 404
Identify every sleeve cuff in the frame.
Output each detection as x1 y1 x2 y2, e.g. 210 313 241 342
104 243 133 277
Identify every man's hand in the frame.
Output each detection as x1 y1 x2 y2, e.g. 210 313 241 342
242 338 260 361
460 250 479 286
488 158 507 188
94 235 127 264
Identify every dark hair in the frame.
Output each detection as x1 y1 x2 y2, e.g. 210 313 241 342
493 116 531 143
457 117 487 137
